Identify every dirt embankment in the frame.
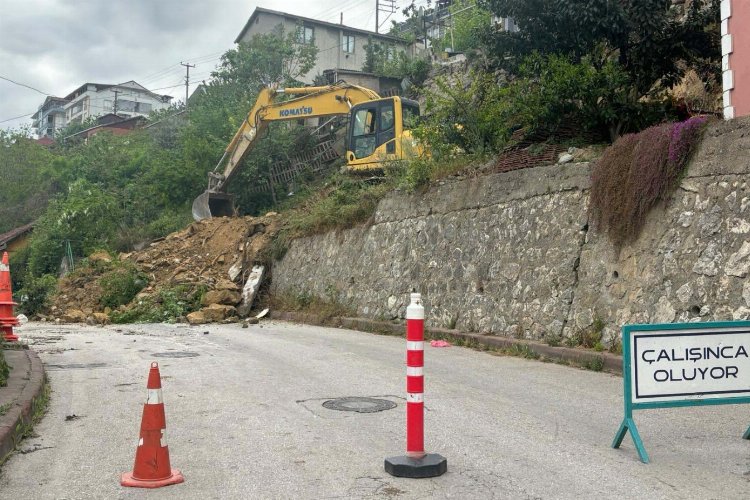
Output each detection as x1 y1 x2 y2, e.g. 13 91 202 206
50 214 281 324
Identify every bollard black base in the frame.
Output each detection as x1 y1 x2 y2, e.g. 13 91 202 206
384 453 447 478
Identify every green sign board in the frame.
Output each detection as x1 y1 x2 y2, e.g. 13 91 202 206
612 321 750 463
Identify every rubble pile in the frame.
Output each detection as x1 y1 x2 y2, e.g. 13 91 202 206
51 214 281 325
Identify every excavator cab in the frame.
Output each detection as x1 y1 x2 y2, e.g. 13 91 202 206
346 96 421 172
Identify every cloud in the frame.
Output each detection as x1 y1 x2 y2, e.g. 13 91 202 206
0 0 392 130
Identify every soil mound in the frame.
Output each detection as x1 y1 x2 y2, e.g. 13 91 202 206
51 214 281 323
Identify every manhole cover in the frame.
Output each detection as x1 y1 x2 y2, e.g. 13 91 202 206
151 352 199 358
322 397 397 413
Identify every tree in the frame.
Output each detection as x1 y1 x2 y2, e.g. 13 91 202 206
27 179 122 276
434 0 492 53
212 24 318 88
480 0 720 95
0 129 60 233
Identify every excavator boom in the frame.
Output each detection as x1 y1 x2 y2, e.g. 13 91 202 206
192 81 421 220
192 82 382 220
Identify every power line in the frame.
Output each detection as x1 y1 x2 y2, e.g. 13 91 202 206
0 75 51 96
0 112 34 124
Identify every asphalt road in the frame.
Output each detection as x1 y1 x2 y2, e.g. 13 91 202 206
0 321 748 499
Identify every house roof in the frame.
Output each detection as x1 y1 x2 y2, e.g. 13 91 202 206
34 137 55 146
62 81 172 103
65 115 147 139
235 7 408 44
0 222 35 249
32 96 70 119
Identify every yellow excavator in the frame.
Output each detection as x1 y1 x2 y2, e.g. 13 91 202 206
192 81 421 220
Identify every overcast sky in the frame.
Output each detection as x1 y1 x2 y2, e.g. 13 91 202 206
0 0 415 132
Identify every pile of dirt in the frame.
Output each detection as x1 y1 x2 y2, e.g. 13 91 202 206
50 214 282 324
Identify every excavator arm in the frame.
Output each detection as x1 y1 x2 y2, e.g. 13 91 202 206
192 82 381 220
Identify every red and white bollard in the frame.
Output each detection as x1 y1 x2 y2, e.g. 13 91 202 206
385 292 447 478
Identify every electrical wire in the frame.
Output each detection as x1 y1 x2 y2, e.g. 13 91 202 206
0 75 51 96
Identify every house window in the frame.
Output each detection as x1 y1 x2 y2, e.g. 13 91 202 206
342 34 355 53
297 25 314 44
135 102 152 113
104 99 112 112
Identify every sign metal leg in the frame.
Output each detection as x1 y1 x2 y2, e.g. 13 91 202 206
612 417 650 464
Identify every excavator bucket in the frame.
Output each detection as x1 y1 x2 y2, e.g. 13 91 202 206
191 191 235 221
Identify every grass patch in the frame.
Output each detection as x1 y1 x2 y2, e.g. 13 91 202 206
0 348 10 387
0 402 12 416
261 155 485 263
567 316 605 349
503 343 541 360
584 355 605 372
270 290 355 323
1 382 50 466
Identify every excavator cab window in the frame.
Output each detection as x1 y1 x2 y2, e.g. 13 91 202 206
349 99 397 160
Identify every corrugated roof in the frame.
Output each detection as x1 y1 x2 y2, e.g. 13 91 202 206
0 222 35 248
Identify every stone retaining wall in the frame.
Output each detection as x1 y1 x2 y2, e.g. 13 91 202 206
272 118 750 343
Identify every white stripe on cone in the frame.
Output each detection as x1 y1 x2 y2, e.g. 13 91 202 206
407 393 424 403
406 341 424 351
146 389 163 404
406 366 423 376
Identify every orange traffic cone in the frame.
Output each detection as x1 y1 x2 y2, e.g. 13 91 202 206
121 362 184 488
0 252 19 342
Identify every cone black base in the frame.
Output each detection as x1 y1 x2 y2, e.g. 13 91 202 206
384 453 447 478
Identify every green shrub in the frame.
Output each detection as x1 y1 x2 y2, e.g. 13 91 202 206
98 264 148 309
111 285 206 324
17 274 57 317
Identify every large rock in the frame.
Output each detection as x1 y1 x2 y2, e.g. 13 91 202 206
61 309 87 323
92 313 111 325
188 304 237 324
186 311 208 325
202 290 241 306
88 251 112 263
214 279 240 291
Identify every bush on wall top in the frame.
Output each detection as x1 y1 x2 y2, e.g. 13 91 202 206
589 116 709 249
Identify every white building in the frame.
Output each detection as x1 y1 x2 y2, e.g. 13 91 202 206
32 96 69 138
33 81 173 137
62 81 172 126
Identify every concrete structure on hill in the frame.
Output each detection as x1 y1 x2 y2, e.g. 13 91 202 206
32 97 69 138
234 7 421 88
33 81 172 138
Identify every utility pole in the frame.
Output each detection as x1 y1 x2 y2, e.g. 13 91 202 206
376 0 397 34
180 61 195 111
113 89 119 115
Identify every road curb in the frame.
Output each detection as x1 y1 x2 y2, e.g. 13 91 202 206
0 348 47 464
270 311 622 375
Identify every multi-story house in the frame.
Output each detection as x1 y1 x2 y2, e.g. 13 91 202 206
234 7 423 87
31 97 69 138
62 81 172 126
33 81 172 137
